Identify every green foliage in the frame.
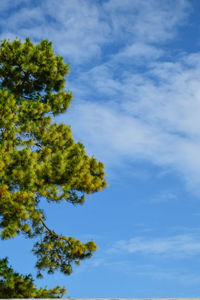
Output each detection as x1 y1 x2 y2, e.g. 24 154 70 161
0 258 66 298
0 38 107 296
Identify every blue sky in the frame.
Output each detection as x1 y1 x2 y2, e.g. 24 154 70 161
1 0 200 298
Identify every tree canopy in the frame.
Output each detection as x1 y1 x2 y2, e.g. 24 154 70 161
0 258 66 298
0 38 107 297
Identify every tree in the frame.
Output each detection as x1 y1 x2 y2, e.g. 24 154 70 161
0 38 107 297
0 258 66 298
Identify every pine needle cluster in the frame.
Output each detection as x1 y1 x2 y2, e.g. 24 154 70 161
0 38 107 297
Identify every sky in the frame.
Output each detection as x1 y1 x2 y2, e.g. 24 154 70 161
1 0 200 298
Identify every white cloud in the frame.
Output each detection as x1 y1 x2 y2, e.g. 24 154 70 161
2 0 200 191
64 47 200 190
108 233 200 257
103 0 189 43
113 42 164 61
0 0 28 13
125 263 200 286
0 0 109 64
81 234 200 287
0 0 190 63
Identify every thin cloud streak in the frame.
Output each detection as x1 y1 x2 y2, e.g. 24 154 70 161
1 0 200 191
107 233 200 257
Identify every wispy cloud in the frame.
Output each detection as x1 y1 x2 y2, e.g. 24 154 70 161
121 263 200 286
84 255 200 287
147 191 177 204
81 231 200 287
103 0 189 43
65 49 200 190
0 0 190 63
2 0 200 191
107 233 200 257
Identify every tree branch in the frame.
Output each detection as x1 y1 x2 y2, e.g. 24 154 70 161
40 218 58 238
40 218 64 263
16 71 30 92
40 218 68 243
21 95 33 100
34 142 42 148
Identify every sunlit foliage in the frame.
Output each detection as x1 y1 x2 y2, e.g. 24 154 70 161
0 38 107 297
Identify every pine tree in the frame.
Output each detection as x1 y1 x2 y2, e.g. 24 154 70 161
0 258 66 298
0 38 107 297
